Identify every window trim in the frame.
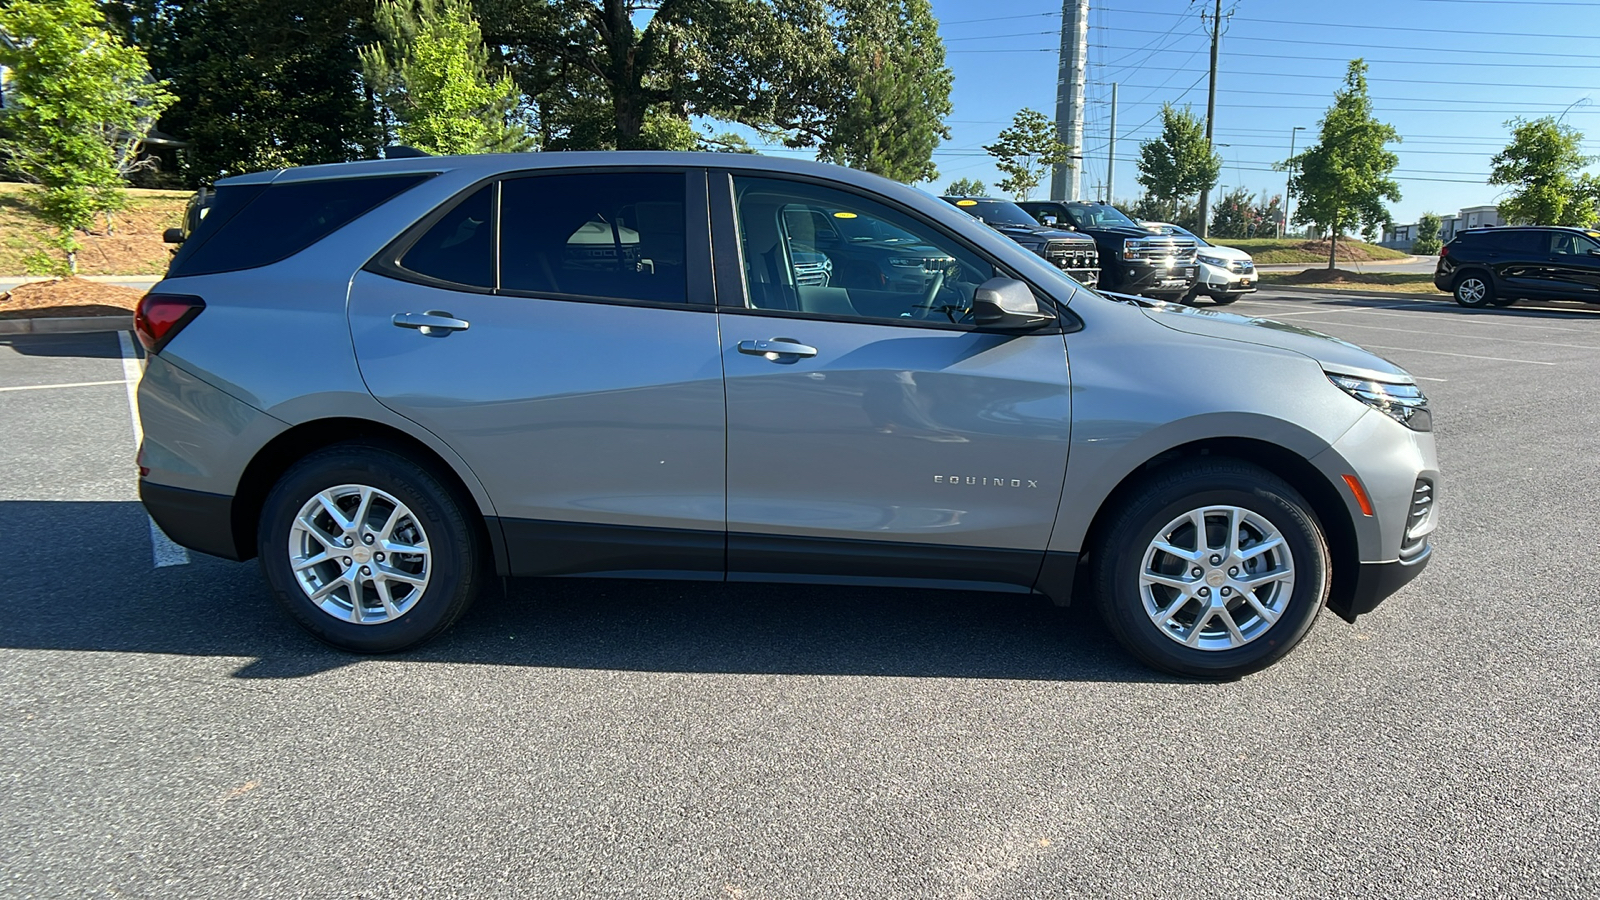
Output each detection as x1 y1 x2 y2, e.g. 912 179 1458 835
709 169 1065 334
365 166 714 309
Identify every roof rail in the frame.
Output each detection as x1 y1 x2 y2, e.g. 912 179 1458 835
382 145 432 159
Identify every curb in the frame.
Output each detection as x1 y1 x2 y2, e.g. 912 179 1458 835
0 315 134 335
0 275 162 285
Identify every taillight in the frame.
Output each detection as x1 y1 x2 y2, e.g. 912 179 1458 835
1439 244 1449 258
134 293 205 353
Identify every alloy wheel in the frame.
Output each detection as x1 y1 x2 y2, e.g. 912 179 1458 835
1138 505 1296 651
287 484 432 624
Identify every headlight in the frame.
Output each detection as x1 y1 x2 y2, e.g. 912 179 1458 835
1327 373 1431 431
1197 255 1227 267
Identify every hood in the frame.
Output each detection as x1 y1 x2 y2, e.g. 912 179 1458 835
1091 224 1168 239
1132 298 1414 383
1194 244 1253 262
987 222 1091 245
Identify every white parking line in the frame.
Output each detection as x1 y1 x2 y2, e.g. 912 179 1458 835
1324 307 1600 334
1285 318 1600 351
1354 343 1557 365
116 332 190 568
0 379 129 393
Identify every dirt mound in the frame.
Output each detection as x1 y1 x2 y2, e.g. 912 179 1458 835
0 278 144 319
1277 268 1399 285
1293 240 1388 262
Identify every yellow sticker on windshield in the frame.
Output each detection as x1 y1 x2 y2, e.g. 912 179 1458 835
833 211 858 219
956 199 978 207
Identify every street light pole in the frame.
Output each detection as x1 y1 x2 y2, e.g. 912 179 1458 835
1283 125 1305 239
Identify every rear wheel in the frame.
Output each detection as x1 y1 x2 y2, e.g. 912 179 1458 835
1091 461 1329 679
1453 272 1495 308
258 443 482 653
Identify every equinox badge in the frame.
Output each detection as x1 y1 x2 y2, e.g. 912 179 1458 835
934 475 1039 488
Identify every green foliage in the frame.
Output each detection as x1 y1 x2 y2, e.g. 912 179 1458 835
362 0 531 155
1489 116 1597 227
477 0 834 151
983 108 1070 201
1412 212 1442 255
0 0 174 273
816 0 952 183
1136 104 1221 206
945 178 987 197
1286 60 1401 266
134 0 383 184
1207 188 1282 238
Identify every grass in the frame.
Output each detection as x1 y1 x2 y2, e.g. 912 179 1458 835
0 182 189 276
1217 237 1411 265
1258 270 1444 294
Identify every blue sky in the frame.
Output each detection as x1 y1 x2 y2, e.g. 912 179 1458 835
741 0 1600 227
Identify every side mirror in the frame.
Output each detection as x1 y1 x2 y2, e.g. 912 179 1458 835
971 277 1056 331
162 227 184 244
1589 249 1600 257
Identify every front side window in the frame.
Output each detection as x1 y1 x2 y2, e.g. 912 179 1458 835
499 172 687 304
733 176 995 325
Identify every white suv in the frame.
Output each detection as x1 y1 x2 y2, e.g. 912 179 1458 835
1141 222 1258 305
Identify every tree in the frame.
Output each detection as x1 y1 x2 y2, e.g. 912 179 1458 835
816 0 952 183
361 0 532 155
1208 186 1258 238
0 0 174 273
1411 212 1442 255
1488 116 1597 227
945 178 987 197
476 0 837 151
1287 60 1400 269
1136 104 1220 215
133 0 383 185
983 108 1070 200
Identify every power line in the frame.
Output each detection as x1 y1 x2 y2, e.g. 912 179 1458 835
1091 67 1600 92
1095 26 1600 61
1092 6 1600 40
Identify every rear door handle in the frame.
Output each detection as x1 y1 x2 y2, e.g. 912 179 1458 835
392 310 470 336
738 338 818 359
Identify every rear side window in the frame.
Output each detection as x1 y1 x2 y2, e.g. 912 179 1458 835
397 184 495 288
499 172 687 304
168 174 432 278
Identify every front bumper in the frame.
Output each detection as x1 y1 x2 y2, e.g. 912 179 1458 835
1195 261 1257 296
1117 261 1197 297
1329 544 1432 622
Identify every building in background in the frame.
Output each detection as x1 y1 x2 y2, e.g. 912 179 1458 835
1382 205 1504 250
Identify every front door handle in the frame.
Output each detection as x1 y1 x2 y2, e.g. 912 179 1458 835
392 310 470 336
738 338 818 359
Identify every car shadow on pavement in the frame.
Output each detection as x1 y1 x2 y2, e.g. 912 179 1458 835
1265 294 1600 320
0 500 1169 684
0 332 128 359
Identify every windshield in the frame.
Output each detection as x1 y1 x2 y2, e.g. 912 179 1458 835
1066 204 1140 229
1160 224 1210 247
945 198 1039 228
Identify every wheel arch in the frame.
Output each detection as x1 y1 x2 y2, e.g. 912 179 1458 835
230 417 507 573
1070 437 1359 617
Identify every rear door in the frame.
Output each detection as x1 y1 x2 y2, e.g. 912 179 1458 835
712 173 1073 592
1489 230 1546 296
348 169 727 578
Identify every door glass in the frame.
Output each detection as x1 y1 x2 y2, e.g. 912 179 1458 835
399 183 494 288
500 172 687 303
732 176 994 324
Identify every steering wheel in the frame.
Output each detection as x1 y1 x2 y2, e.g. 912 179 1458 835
914 269 947 319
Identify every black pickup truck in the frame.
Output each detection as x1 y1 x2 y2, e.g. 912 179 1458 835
941 197 1101 288
1017 200 1197 301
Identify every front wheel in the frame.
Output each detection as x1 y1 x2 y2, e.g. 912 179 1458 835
1210 292 1241 306
1453 272 1495 308
1091 461 1329 679
257 443 483 653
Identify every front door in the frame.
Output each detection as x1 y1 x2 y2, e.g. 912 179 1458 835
348 169 726 578
714 174 1073 591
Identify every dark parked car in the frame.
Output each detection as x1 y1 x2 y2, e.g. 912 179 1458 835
1017 201 1197 301
1434 226 1600 308
941 197 1100 287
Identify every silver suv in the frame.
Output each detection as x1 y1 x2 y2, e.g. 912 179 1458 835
136 152 1437 678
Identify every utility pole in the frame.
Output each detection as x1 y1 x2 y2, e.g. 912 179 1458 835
1106 82 1118 203
1051 0 1089 201
1195 0 1225 238
1283 125 1305 239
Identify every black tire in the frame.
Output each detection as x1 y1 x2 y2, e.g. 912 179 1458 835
1453 271 1495 308
1210 293 1240 306
1090 460 1330 679
1179 287 1201 306
257 442 482 653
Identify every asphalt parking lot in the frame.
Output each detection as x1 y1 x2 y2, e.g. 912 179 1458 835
2 291 1597 899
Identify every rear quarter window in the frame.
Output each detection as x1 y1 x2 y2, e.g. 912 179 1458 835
167 174 434 278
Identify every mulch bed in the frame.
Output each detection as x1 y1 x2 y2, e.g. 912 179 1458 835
1276 267 1403 285
0 278 144 319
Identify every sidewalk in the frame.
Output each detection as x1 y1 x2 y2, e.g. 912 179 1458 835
1254 255 1429 273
